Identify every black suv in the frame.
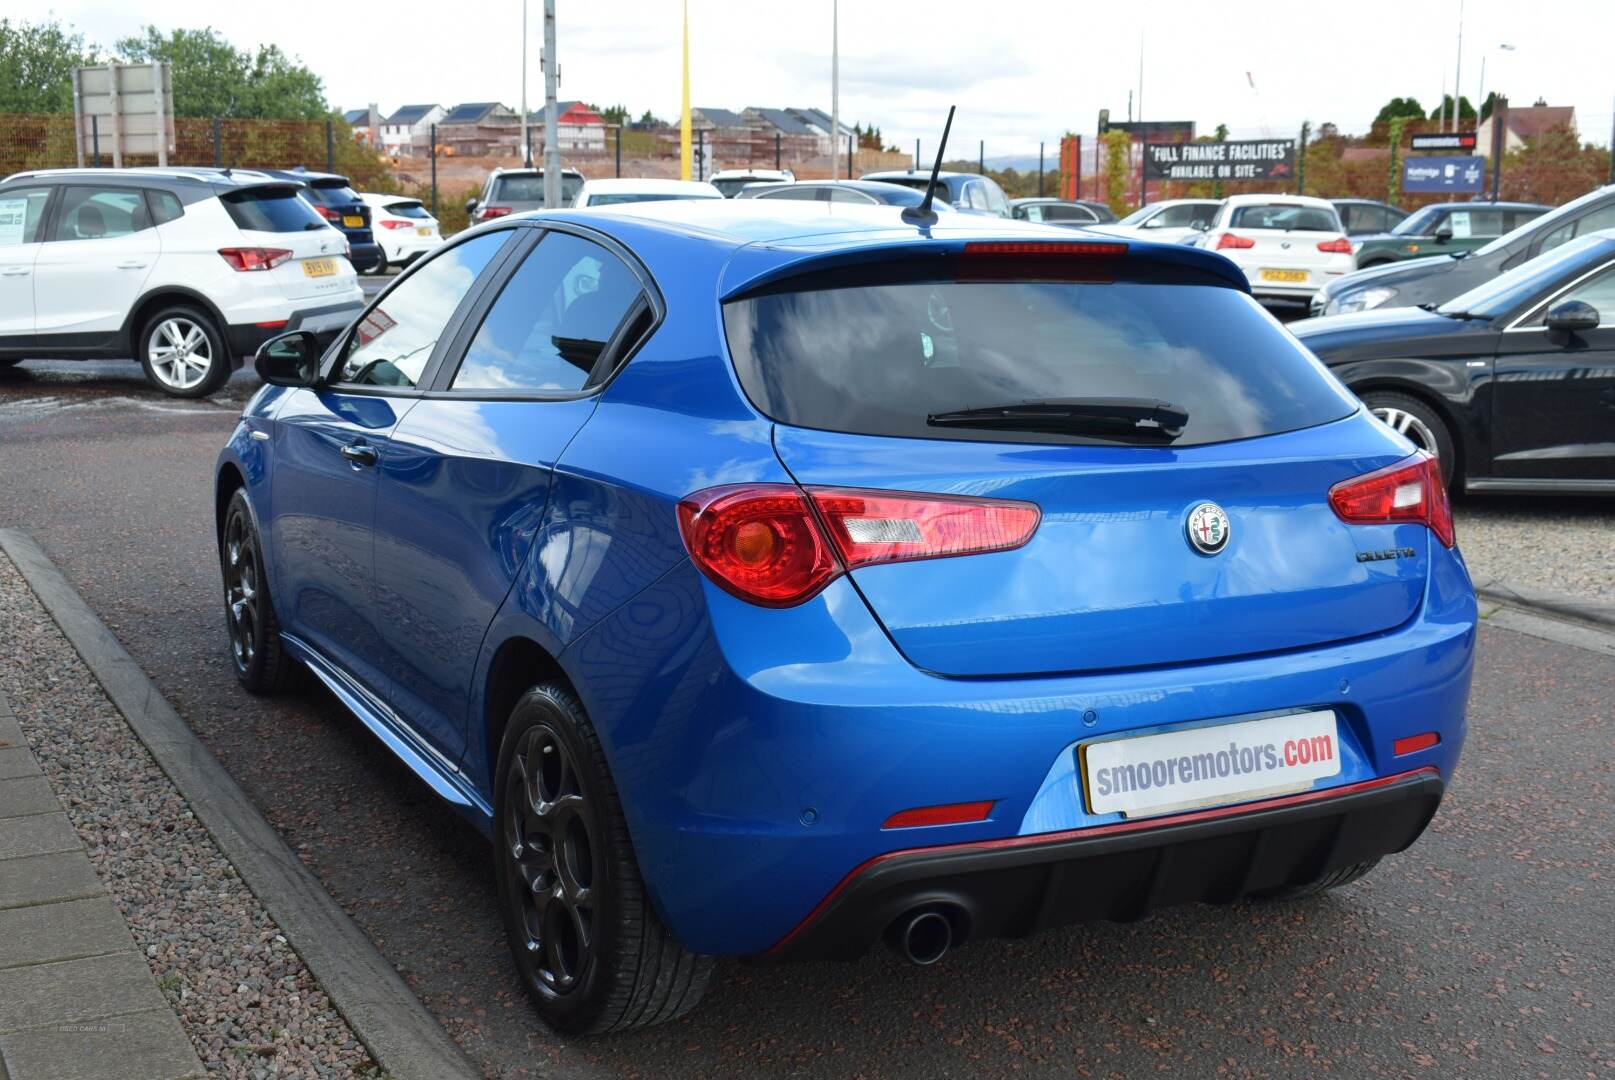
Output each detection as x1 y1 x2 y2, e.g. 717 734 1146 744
260 169 381 272
1315 184 1615 316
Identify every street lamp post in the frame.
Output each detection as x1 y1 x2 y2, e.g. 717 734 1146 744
831 0 839 182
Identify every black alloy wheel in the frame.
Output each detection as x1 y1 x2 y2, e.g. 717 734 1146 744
220 490 297 693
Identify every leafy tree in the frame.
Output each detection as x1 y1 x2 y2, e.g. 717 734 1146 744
115 26 325 119
1501 123 1611 205
1428 94 1476 123
1374 97 1426 125
635 109 663 127
595 103 629 126
0 17 99 113
1386 115 1409 203
1103 128 1133 216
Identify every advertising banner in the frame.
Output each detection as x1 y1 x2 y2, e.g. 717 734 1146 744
1143 140 1294 182
1403 155 1485 193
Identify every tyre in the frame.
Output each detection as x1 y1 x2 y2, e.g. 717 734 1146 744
366 249 389 276
1253 857 1381 901
0 357 23 369
494 683 713 1035
220 490 299 694
1360 390 1456 486
137 305 231 398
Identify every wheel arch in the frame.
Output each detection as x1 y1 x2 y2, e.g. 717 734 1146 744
1346 377 1469 479
215 461 246 547
122 286 233 360
481 634 574 798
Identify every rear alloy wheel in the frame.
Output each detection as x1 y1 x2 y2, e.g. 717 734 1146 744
139 305 230 398
495 683 712 1034
366 250 388 276
1361 391 1455 487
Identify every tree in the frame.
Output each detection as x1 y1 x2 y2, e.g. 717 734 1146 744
595 103 629 126
1501 123 1612 205
0 17 99 113
1428 95 1476 123
115 26 325 119
1374 97 1426 125
1103 128 1133 216
1386 115 1409 204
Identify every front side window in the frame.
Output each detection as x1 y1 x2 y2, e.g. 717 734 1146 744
1538 202 1615 256
827 187 878 205
450 232 643 393
758 186 821 201
336 231 509 387
1020 204 1045 222
0 186 52 246
52 187 151 241
966 183 989 211
1521 263 1615 328
1156 203 1216 228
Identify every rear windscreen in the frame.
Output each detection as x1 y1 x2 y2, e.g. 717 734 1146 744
222 188 327 232
383 201 430 219
492 174 585 204
724 276 1357 447
304 181 362 206
1230 204 1339 231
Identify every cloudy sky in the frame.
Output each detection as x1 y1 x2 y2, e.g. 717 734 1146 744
20 0 1613 156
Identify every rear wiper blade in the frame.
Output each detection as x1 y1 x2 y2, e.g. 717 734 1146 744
928 397 1188 437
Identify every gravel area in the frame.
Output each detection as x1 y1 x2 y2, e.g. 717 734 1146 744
0 553 376 1079
1454 495 1615 604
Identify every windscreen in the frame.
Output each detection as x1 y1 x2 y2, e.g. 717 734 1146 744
1229 204 1340 231
492 174 586 204
1438 234 1613 319
725 274 1357 447
1391 205 1444 235
222 187 327 232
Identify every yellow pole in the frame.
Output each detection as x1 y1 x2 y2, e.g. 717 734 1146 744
680 0 692 181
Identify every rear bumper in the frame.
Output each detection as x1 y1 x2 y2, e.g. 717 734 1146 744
770 769 1442 959
226 299 364 365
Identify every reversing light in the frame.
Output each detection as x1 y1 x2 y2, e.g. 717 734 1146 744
677 484 1041 607
883 800 996 829
1328 453 1454 548
1393 732 1440 756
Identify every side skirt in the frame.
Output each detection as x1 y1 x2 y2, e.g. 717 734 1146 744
280 632 493 819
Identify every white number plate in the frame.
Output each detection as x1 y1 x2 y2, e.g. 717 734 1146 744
1082 710 1342 819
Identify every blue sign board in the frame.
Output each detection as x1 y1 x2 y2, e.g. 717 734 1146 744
1403 155 1486 193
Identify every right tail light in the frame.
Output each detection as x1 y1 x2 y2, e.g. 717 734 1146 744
1328 453 1454 548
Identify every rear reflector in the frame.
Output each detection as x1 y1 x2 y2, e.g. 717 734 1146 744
218 247 292 272
253 319 288 329
1328 453 1454 547
883 800 996 829
963 240 1128 257
1214 233 1255 250
1316 236 1354 254
677 484 1041 607
1393 732 1440 756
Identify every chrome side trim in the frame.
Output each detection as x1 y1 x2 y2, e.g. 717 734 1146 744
280 633 492 816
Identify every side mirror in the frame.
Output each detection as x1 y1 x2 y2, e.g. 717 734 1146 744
1433 225 1453 243
464 197 478 215
254 330 321 387
1544 299 1600 335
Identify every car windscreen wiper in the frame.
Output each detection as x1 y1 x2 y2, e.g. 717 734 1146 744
928 397 1189 439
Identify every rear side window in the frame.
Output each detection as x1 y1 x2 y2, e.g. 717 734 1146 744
0 187 52 245
450 232 642 393
222 188 326 232
53 186 151 241
724 272 1356 447
1230 204 1338 231
148 189 185 225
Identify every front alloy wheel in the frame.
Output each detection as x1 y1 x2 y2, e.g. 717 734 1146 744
147 316 215 392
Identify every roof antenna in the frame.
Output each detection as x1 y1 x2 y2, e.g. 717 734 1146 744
902 105 955 225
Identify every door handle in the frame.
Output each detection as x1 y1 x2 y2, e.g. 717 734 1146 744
116 260 149 270
340 442 379 466
0 267 27 276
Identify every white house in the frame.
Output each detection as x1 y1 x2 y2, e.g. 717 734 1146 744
380 104 447 157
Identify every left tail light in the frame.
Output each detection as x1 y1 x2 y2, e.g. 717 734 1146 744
1316 236 1353 254
677 484 1041 607
218 247 292 271
379 219 413 229
1328 453 1454 548
1214 232 1255 250
311 204 340 221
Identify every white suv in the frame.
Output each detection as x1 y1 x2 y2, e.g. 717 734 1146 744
0 167 365 397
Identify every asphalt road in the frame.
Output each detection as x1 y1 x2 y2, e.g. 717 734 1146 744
2 359 1612 1080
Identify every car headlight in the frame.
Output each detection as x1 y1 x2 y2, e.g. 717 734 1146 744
1327 285 1397 316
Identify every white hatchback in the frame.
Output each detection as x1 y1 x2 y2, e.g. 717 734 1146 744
572 178 724 209
0 167 363 396
360 192 442 274
1191 194 1354 302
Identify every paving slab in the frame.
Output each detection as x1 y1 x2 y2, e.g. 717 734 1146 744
0 897 134 970
0 1008 202 1080
0 776 56 820
0 813 79 862
0 952 170 1035
0 851 105 911
0 747 40 781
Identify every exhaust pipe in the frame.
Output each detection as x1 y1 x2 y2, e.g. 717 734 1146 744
888 908 955 966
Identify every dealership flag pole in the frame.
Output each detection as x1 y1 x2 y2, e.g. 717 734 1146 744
680 0 692 181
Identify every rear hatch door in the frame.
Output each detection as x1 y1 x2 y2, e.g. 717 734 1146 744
219 183 356 302
725 245 1429 677
1225 202 1343 270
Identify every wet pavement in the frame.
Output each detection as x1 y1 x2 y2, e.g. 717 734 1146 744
1 362 1611 1079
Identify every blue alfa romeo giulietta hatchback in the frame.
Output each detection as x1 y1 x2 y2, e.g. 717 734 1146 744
216 199 1475 1034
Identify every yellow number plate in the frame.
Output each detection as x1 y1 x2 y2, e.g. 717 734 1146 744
416 226 433 236
342 215 364 228
302 257 338 278
1260 268 1309 283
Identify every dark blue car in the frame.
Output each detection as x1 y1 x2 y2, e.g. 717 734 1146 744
216 201 1475 1034
260 168 382 272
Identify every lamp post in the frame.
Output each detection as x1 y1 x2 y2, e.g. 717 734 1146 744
519 0 529 167
1476 43 1515 124
831 0 839 182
